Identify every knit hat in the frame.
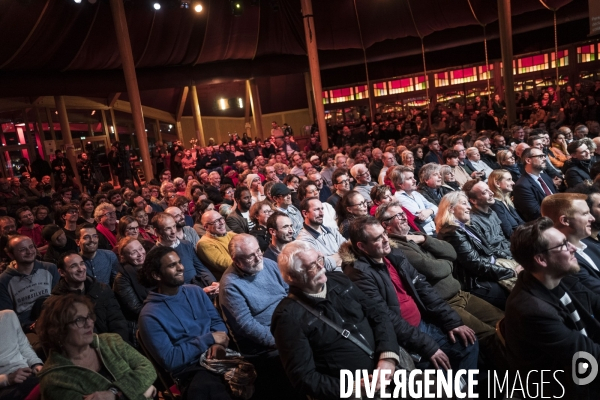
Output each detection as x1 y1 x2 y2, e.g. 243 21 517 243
310 155 320 162
42 224 63 242
244 174 260 189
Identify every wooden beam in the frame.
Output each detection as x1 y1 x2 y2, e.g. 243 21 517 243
189 84 206 147
45 107 56 142
247 79 264 139
176 87 189 122
55 96 81 184
113 100 176 124
108 93 121 108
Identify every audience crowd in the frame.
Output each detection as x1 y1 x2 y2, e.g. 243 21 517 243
2 83 600 400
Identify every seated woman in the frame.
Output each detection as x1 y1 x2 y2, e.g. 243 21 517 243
248 200 273 252
77 198 96 225
435 191 517 310
370 185 422 232
549 129 569 169
37 293 156 400
116 216 154 253
439 165 460 194
132 207 158 244
497 150 521 183
336 191 369 239
192 199 215 237
114 238 152 347
488 169 524 239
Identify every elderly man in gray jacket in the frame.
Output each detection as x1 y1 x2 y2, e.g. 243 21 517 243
296 198 345 271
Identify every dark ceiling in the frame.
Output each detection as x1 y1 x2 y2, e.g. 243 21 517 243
0 0 588 116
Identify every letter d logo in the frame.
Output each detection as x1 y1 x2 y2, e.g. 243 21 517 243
572 351 598 385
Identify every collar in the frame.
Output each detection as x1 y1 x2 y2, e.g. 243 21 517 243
157 239 180 248
305 282 327 298
302 223 331 239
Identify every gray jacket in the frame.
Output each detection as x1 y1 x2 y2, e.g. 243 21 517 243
296 224 345 271
469 207 512 254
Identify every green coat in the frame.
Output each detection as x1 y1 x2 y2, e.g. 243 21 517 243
39 333 156 400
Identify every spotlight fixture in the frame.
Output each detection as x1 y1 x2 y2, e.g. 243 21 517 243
194 3 203 12
180 0 189 9
230 0 243 16
74 0 82 3
153 2 161 10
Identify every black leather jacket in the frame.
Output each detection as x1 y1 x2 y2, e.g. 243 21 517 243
437 224 515 292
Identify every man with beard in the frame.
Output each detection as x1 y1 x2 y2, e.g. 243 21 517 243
564 140 592 189
164 206 200 245
151 213 218 295
0 236 59 333
218 234 296 398
542 194 600 295
513 147 557 221
264 165 280 184
76 223 122 286
505 217 600 399
138 246 231 400
107 189 130 219
226 186 253 234
271 241 400 399
263 212 294 262
50 251 129 342
196 210 236 280
42 224 79 265
271 183 303 238
15 207 48 255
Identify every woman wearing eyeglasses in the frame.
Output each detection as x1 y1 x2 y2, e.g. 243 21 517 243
116 216 154 253
248 200 273 252
337 191 369 239
496 149 521 182
37 294 157 400
436 191 518 310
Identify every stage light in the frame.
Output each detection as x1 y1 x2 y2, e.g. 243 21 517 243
180 1 189 9
230 0 243 16
74 0 82 3
153 2 161 10
194 3 203 12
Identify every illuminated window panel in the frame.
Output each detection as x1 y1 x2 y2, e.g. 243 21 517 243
436 91 465 103
373 82 388 96
405 97 430 108
322 91 329 105
415 75 428 90
515 54 549 74
435 72 449 87
388 78 414 94
551 50 569 68
478 64 494 80
450 67 477 85
330 88 354 103
354 85 369 100
577 44 597 63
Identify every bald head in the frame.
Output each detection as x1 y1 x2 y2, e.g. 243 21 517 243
202 210 227 236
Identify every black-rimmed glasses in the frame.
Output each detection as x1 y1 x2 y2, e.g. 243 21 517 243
68 313 96 328
539 239 569 254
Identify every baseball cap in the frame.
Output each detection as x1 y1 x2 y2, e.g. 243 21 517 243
270 183 291 197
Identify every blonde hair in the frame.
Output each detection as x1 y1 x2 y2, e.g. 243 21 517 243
496 149 513 165
487 169 514 207
435 191 468 232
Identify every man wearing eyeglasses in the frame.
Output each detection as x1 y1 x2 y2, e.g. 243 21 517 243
196 211 236 280
164 207 200 246
306 170 332 204
394 166 438 236
350 164 375 205
542 193 600 294
376 202 505 364
506 217 600 399
219 234 294 398
326 169 351 209
513 147 557 221
50 251 128 342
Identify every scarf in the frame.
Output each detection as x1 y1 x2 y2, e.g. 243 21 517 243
95 223 117 248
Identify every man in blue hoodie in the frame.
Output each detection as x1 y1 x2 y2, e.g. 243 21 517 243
138 246 231 399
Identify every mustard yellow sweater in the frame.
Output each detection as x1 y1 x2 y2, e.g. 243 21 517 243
196 231 236 280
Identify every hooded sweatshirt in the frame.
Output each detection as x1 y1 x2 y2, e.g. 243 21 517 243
138 284 227 377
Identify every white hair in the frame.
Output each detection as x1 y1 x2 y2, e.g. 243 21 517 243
278 241 313 284
350 163 367 179
228 233 257 261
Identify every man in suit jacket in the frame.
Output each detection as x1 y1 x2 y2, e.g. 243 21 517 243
542 193 600 294
513 147 557 221
506 217 600 399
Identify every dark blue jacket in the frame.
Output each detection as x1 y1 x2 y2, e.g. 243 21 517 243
489 201 524 239
513 172 556 222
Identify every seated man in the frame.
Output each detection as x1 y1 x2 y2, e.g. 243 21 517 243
152 213 218 295
513 147 556 221
0 310 43 399
94 202 119 250
196 210 236 280
164 206 200 245
76 223 122 285
263 211 294 262
272 241 400 400
417 163 444 206
138 246 232 400
270 183 303 238
506 217 600 398
350 163 376 204
219 234 294 398
342 216 479 373
296 198 345 271
542 193 600 293
465 147 493 180
376 202 504 362
0 236 59 333
463 180 512 254
15 207 47 255
226 186 253 234
42 224 79 265
394 166 438 235
50 251 129 342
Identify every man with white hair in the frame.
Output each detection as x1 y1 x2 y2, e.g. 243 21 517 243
296 198 345 271
196 211 236 280
271 241 400 399
204 171 223 204
395 166 438 235
218 234 293 398
164 206 200 245
466 147 493 181
350 163 375 204
378 152 396 184
94 202 118 250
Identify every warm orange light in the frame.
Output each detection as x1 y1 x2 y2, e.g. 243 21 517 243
194 3 203 12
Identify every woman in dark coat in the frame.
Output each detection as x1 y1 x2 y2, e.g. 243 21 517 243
488 169 525 239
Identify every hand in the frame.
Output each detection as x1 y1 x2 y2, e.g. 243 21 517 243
212 331 230 347
32 364 43 374
448 325 476 347
515 265 524 275
207 344 226 360
202 283 219 295
83 391 116 400
143 385 157 399
553 176 563 187
429 349 451 370
8 367 32 385
405 234 425 244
